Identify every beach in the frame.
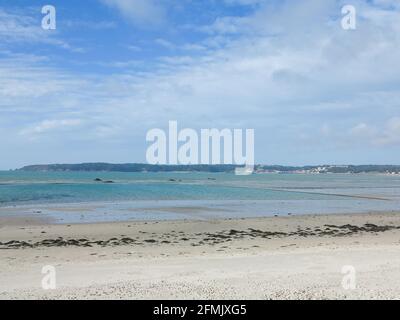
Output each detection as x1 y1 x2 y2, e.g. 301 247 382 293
1 211 400 300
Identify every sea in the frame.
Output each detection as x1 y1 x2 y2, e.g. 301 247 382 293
0 171 399 224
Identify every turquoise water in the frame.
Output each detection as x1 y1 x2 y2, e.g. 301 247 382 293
1 171 400 223
0 171 339 205
1 171 400 206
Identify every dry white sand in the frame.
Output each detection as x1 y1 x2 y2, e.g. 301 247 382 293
1 212 400 299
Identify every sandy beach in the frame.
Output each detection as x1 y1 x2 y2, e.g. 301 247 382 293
1 212 400 300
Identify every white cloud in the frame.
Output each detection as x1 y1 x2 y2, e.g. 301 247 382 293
100 0 166 26
0 8 82 52
224 0 265 4
127 44 142 52
0 8 45 43
155 38 175 49
350 123 377 141
0 54 89 103
181 43 207 51
200 16 249 35
374 117 400 146
63 20 117 30
20 119 82 136
348 118 400 147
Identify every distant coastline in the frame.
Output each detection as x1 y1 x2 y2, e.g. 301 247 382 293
16 163 400 174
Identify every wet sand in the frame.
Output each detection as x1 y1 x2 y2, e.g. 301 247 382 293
1 212 400 299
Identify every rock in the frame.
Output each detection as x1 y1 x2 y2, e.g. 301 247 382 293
94 178 102 182
121 237 135 244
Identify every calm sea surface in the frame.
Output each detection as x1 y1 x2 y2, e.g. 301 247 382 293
0 171 399 223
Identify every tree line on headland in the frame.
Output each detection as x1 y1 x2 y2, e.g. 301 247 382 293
17 163 400 174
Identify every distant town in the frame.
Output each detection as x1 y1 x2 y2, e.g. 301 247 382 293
255 165 400 175
17 163 400 175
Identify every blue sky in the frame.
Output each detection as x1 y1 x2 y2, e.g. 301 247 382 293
0 0 400 169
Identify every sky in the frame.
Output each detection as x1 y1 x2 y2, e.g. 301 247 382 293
0 0 400 169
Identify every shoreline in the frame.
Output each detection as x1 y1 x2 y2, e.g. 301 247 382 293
1 198 400 225
0 208 399 225
1 211 400 299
